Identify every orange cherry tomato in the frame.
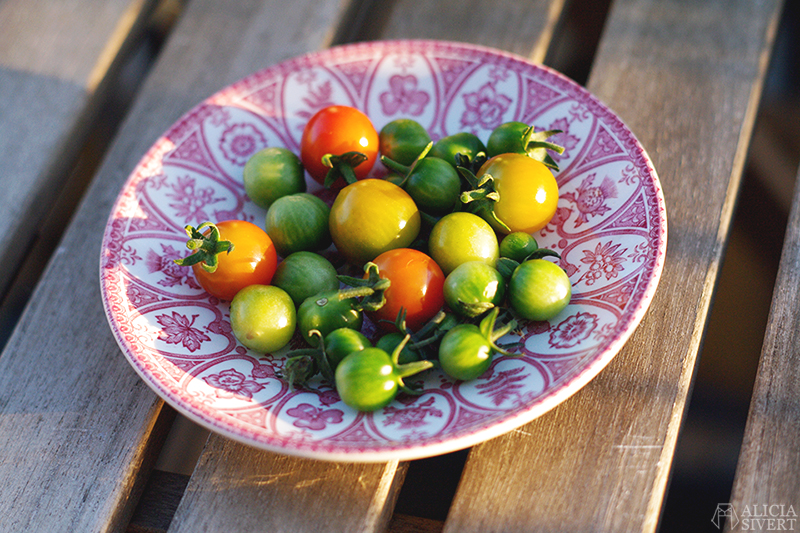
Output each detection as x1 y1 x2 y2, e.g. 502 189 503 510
177 220 278 301
300 105 379 186
368 248 445 332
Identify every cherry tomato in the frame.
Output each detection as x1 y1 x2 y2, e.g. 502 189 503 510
335 345 433 411
499 232 540 262
324 328 372 370
368 248 445 332
508 259 571 321
428 212 499 275
403 157 461 216
243 147 305 209
329 178 421 265
438 324 493 381
375 332 421 364
300 105 379 186
379 118 431 166
486 121 529 157
265 193 331 257
429 132 486 167
297 290 363 347
443 261 505 318
271 251 339 307
175 220 278 301
230 285 296 353
474 153 559 234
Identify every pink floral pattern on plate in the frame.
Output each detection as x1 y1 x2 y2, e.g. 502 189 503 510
99 40 667 462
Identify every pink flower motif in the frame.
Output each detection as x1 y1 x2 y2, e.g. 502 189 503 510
166 175 225 224
562 173 618 227
379 75 430 116
157 311 211 352
548 117 580 162
298 81 335 121
550 312 598 349
475 367 529 406
382 397 443 429
219 123 266 165
579 241 627 285
286 403 344 430
460 82 512 131
147 244 201 289
203 368 265 399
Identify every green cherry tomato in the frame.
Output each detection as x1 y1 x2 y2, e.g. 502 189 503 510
329 178 421 265
486 121 529 157
429 132 487 167
499 232 539 262
379 118 432 166
324 328 372 370
376 332 421 364
230 285 296 353
243 147 306 210
265 193 331 257
428 212 499 275
508 259 572 321
297 290 363 347
443 261 506 318
438 324 494 381
271 251 339 307
403 157 461 216
335 346 433 411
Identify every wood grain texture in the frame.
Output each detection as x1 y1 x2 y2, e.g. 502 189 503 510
442 0 784 532
725 167 800 530
167 2 567 533
0 0 360 531
0 0 157 299
171 436 407 533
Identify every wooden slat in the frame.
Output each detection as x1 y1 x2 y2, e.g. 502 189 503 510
0 0 158 300
442 0 785 532
725 169 800 528
167 1 567 532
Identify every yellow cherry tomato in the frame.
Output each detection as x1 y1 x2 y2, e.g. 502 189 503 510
476 153 559 234
329 178 421 265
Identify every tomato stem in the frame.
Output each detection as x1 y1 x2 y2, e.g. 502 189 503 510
322 151 367 187
173 222 235 273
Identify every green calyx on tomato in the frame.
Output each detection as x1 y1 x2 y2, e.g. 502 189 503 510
173 220 278 301
486 122 565 171
321 151 368 187
334 334 433 412
174 222 234 273
438 307 518 381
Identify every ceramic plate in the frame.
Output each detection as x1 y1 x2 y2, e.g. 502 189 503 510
100 40 667 462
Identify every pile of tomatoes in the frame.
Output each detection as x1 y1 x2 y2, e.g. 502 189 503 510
174 104 572 412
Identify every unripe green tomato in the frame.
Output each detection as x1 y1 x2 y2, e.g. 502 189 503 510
271 251 339 307
230 285 296 353
325 328 372 370
265 193 331 257
379 118 431 166
499 232 539 262
243 147 306 209
297 290 363 347
429 132 486 167
443 261 506 318
508 259 571 321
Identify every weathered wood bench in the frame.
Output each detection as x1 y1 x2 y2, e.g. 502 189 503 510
0 0 791 531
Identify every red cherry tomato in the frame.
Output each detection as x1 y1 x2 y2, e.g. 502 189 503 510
177 220 278 301
368 248 445 332
300 105 379 186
